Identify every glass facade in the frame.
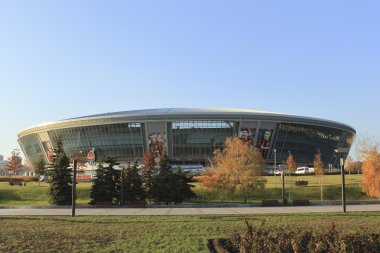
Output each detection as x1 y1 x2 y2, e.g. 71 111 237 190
255 122 276 159
270 123 343 165
18 112 355 169
171 121 234 160
47 123 145 161
18 133 43 164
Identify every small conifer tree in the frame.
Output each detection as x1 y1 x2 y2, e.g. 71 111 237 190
48 137 72 205
89 157 118 205
151 155 196 204
34 156 46 186
122 160 145 203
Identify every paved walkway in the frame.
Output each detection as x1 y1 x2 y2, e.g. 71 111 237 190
0 204 379 216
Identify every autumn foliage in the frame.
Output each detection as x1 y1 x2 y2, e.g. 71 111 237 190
196 137 266 193
6 151 23 176
362 148 380 197
286 153 297 174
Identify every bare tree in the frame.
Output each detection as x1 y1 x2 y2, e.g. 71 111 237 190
345 155 355 175
355 134 379 161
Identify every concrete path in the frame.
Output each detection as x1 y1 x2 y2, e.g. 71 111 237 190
0 204 379 216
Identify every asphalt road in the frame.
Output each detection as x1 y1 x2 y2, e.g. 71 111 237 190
0 204 379 216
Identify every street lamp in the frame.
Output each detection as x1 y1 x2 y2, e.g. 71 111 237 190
114 165 125 207
340 157 346 213
335 149 347 213
72 159 77 217
281 169 286 205
273 149 277 188
72 151 84 217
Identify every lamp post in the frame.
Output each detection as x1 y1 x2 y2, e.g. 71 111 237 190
120 168 124 206
281 170 286 205
114 165 124 207
335 148 347 213
340 157 346 213
273 149 277 187
72 159 77 217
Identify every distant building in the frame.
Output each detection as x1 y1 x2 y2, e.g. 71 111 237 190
0 155 3 161
0 159 8 176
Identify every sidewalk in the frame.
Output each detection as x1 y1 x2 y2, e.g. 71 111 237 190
0 204 379 216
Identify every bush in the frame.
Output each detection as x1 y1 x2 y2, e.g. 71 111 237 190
20 176 39 182
0 176 39 182
0 177 23 182
227 222 380 253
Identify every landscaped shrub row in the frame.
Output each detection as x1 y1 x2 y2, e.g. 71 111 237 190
222 222 380 253
0 176 39 182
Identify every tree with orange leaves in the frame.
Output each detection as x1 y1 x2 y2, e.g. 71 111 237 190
196 137 266 196
314 149 325 201
6 151 22 176
286 152 297 175
362 147 380 197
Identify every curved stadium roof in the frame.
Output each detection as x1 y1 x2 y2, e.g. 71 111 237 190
18 108 355 137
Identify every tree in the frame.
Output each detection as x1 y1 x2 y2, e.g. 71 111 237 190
345 156 355 175
48 138 72 205
197 137 266 199
355 134 379 162
151 155 196 204
34 156 46 186
286 152 297 175
6 151 22 176
314 150 325 201
122 160 145 203
89 157 118 205
141 150 156 202
362 147 380 197
151 155 177 204
173 167 196 203
73 151 87 173
354 161 363 174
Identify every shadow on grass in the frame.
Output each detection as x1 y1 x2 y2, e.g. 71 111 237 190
0 189 22 201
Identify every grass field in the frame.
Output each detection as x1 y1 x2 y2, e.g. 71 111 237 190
0 213 379 252
0 174 375 206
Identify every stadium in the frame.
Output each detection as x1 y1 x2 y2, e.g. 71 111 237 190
18 108 355 173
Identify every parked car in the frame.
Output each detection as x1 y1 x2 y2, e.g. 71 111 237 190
295 167 310 175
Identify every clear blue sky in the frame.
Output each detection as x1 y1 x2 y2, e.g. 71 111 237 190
0 1 379 160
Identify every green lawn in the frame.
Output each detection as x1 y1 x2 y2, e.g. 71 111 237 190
0 174 375 206
0 213 379 252
0 182 91 205
194 174 371 204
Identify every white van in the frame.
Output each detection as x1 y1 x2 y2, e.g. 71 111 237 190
295 167 310 175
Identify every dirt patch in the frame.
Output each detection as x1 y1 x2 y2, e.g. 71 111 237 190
207 238 236 253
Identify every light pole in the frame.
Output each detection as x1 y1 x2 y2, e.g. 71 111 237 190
120 169 124 206
72 159 77 217
114 165 124 207
340 157 346 213
274 149 277 188
335 149 347 213
281 170 286 205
